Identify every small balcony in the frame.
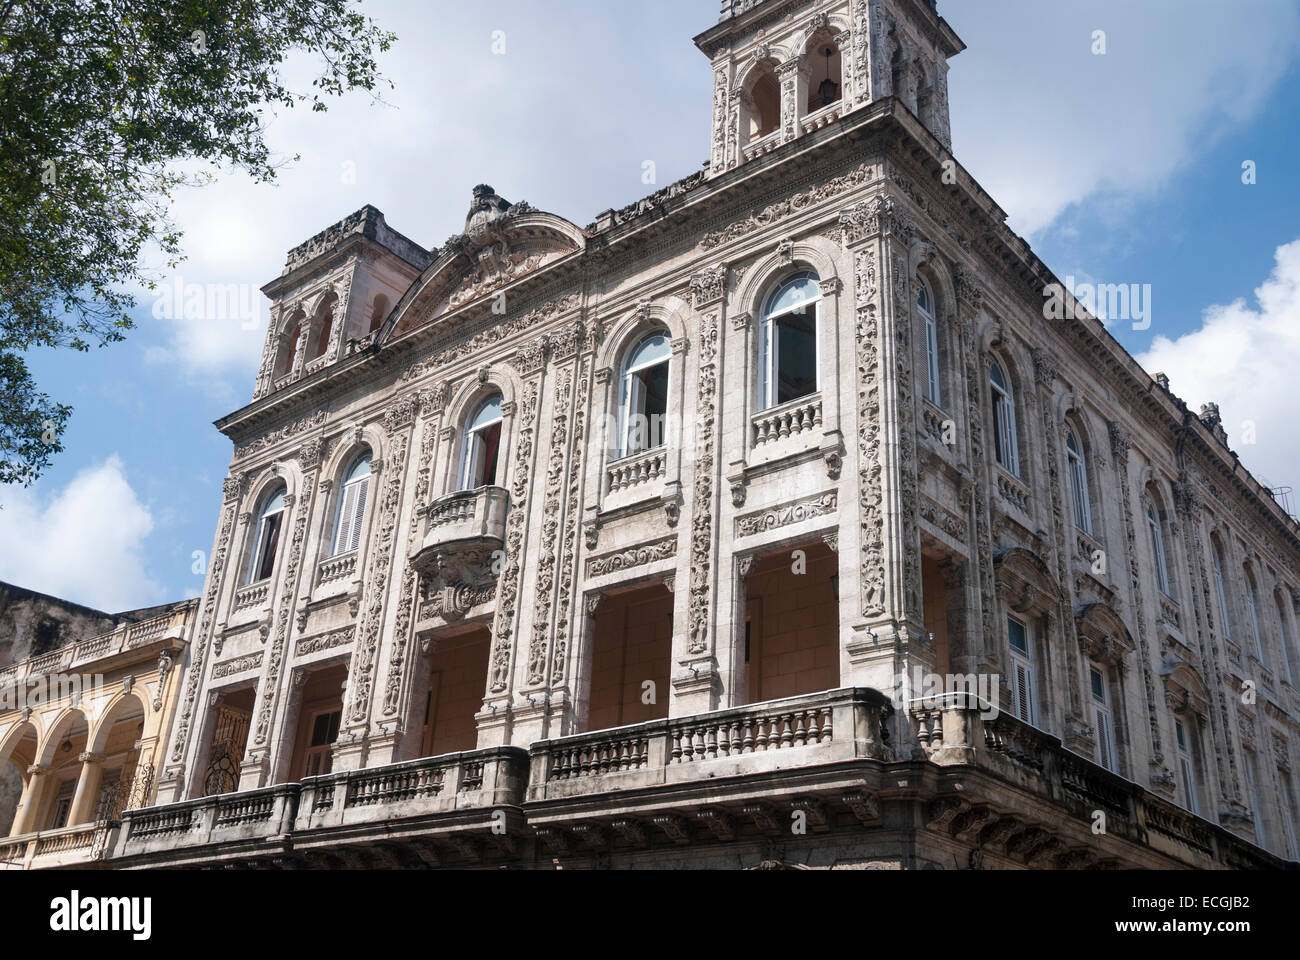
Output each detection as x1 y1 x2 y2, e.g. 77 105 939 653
114 784 300 862
410 486 509 575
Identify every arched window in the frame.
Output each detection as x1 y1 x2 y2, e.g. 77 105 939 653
246 487 287 584
460 395 504 491
918 282 941 407
759 272 820 411
990 362 1019 476
1066 430 1092 535
1147 503 1171 596
331 453 372 557
1246 570 1267 665
618 333 670 458
1275 592 1295 685
1212 540 1233 640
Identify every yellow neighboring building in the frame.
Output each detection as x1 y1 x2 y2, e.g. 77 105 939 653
0 597 196 869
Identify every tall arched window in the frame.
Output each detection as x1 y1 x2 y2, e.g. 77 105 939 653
460 395 504 491
1213 540 1233 640
759 272 820 411
1147 503 1171 596
1089 663 1117 773
1246 570 1267 665
1275 592 1295 685
1066 430 1092 535
331 453 372 557
618 333 670 458
990 362 1019 476
918 282 941 407
246 487 287 584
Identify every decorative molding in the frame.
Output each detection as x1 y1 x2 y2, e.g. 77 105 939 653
586 536 679 578
737 490 839 539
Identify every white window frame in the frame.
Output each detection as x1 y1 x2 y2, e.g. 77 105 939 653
1148 504 1171 597
990 363 1019 477
331 454 372 557
617 333 671 459
1066 430 1093 536
246 488 287 585
1275 594 1295 685
1089 664 1117 772
1007 615 1036 726
918 283 941 408
459 396 504 492
758 273 822 412
1175 718 1199 816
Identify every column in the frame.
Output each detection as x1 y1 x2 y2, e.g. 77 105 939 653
11 764 50 836
67 752 104 826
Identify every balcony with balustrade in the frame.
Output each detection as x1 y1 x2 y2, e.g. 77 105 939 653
410 486 510 577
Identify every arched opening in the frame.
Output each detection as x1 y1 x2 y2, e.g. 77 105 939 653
34 711 89 832
804 38 843 113
0 723 38 837
1065 427 1093 536
309 295 337 362
743 67 780 142
276 311 304 379
86 696 148 822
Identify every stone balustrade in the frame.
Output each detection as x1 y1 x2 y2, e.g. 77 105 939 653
295 747 527 832
751 396 823 448
317 552 358 586
529 688 892 802
411 486 510 574
0 608 188 687
115 784 300 860
606 447 668 495
232 580 270 612
0 823 115 870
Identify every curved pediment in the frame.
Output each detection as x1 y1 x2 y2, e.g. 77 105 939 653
993 546 1062 613
386 185 585 340
1075 602 1135 665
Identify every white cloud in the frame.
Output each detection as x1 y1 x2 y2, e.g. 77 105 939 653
948 0 1300 236
0 456 164 611
1139 239 1300 494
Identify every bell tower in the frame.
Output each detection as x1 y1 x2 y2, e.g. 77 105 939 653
696 0 964 176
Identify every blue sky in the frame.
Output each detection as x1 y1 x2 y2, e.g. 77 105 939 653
4 0 1300 611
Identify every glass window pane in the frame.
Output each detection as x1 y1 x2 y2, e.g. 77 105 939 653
626 334 670 371
765 274 820 317
775 307 817 404
468 395 503 431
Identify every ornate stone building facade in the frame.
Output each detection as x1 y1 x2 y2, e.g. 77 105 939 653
0 599 196 868
65 0 1300 868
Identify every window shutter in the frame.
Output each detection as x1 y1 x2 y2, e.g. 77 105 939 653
347 478 369 554
1096 708 1114 772
1013 660 1032 723
334 482 358 556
